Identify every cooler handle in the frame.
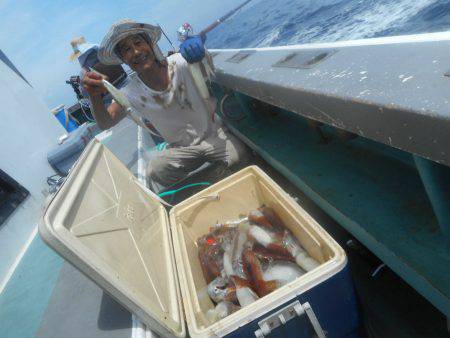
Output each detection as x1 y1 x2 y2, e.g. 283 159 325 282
254 301 325 338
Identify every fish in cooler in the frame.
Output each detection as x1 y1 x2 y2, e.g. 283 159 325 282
242 248 277 297
197 206 320 322
263 261 305 286
207 276 237 303
231 276 259 307
206 301 241 322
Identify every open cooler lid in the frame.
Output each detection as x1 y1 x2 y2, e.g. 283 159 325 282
40 140 185 338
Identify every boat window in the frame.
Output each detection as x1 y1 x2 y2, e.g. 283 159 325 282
272 49 337 69
226 50 256 63
0 169 29 226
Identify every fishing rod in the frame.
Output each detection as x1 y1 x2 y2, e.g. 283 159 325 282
171 0 255 123
176 0 254 42
200 0 254 36
157 23 176 51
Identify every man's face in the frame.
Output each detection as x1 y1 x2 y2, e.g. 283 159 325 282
117 35 156 73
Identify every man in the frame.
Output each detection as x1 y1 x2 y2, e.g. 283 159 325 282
83 20 246 186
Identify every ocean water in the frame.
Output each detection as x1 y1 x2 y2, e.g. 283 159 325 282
206 0 450 49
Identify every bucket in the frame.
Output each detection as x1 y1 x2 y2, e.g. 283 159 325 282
51 105 78 132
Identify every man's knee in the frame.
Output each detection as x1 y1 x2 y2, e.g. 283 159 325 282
147 153 171 183
147 150 194 185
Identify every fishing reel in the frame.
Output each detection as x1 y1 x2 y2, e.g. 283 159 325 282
177 22 194 42
66 75 83 101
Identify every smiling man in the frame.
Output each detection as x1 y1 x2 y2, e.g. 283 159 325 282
82 20 246 186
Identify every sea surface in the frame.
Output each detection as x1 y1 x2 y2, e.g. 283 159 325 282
206 0 450 48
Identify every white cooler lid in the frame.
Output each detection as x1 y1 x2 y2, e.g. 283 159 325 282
40 140 185 338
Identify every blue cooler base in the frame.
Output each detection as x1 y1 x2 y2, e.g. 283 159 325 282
225 264 360 338
47 123 101 176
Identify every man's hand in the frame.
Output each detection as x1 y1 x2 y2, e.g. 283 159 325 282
82 71 108 97
180 34 206 64
82 71 126 130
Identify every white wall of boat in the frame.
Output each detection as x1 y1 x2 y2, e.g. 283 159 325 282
0 58 64 291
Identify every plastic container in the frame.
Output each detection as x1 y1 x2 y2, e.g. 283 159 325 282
51 105 78 132
40 140 360 338
47 122 100 176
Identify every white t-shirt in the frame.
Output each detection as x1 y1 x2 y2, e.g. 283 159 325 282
121 53 219 147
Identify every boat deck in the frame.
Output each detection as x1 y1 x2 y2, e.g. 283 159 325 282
1 112 448 337
0 235 132 338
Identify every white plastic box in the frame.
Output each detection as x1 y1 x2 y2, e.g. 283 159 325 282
40 140 360 338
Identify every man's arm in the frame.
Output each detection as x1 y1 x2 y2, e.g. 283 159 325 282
82 71 126 130
89 94 125 130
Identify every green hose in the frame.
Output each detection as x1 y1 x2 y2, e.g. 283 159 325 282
158 182 211 197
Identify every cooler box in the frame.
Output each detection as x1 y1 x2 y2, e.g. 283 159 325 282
39 140 360 338
47 122 100 176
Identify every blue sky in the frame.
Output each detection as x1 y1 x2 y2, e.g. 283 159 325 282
0 0 244 109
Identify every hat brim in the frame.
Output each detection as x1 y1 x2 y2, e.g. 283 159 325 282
98 22 162 65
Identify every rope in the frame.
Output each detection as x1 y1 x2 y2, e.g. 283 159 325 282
220 93 246 121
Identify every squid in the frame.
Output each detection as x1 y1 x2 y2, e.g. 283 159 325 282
231 230 250 279
231 276 259 307
253 244 295 263
283 231 320 272
222 246 234 277
206 301 241 323
222 222 251 279
198 245 223 284
199 206 321 316
263 261 305 286
248 206 287 231
248 209 274 229
259 206 286 230
209 225 238 246
243 249 278 297
248 225 320 272
198 234 224 284
207 276 237 303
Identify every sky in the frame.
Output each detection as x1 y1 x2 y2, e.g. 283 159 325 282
0 0 245 109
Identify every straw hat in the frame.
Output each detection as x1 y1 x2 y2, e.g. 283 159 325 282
98 19 164 65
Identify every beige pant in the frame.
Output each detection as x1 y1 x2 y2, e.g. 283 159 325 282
147 128 248 186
